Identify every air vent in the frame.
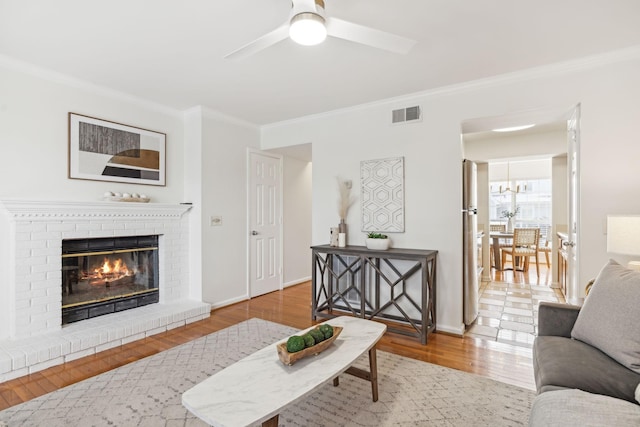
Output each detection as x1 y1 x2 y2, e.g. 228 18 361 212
391 106 422 124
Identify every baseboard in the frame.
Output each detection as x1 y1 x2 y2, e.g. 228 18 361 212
206 279 311 309
208 294 249 310
436 323 465 337
283 276 311 288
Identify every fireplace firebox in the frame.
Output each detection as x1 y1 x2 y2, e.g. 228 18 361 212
62 235 159 324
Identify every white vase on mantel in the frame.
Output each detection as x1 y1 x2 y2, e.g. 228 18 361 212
506 218 513 232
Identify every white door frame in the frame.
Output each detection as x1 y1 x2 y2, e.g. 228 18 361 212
565 104 581 302
246 148 283 297
461 104 582 295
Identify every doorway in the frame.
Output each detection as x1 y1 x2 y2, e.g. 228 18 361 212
460 106 580 347
247 145 313 297
262 143 313 289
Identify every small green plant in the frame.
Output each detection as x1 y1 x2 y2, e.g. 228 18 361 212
500 206 520 219
367 232 388 239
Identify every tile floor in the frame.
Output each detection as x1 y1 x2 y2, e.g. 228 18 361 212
465 278 566 348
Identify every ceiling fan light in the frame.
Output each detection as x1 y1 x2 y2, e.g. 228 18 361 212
289 13 327 46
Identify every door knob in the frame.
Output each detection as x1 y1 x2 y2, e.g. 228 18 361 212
251 230 259 235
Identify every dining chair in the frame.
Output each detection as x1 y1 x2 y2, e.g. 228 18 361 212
490 224 506 232
538 229 552 266
501 228 541 276
489 224 506 267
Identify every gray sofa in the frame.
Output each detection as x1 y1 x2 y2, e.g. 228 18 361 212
531 300 640 425
533 301 640 402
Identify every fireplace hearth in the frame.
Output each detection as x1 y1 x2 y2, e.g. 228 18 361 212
62 235 159 324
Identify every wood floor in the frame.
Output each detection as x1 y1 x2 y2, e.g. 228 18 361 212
0 280 538 411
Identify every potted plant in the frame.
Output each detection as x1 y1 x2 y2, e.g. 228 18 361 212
366 232 390 250
500 206 520 232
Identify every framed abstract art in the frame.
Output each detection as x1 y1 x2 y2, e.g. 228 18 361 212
68 113 166 186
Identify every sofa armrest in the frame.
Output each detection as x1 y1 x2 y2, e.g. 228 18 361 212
537 302 581 337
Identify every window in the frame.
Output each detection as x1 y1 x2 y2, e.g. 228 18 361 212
490 175 552 242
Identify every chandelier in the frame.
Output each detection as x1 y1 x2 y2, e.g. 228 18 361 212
493 162 526 194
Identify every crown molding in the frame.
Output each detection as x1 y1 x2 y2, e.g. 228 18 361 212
0 54 258 127
0 54 182 118
261 45 640 131
196 105 259 130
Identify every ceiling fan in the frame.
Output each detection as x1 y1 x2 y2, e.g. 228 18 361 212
225 0 416 59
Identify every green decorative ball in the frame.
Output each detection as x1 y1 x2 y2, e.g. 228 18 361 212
302 333 315 348
319 324 334 339
286 335 306 353
309 328 325 343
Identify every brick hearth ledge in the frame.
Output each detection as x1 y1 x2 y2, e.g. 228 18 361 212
0 300 210 382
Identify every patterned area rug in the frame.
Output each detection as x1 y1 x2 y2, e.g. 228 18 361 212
0 319 533 426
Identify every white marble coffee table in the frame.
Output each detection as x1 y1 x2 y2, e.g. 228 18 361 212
182 316 386 427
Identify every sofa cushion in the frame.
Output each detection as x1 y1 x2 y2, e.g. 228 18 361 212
571 259 640 374
637 383 640 404
529 389 640 427
533 335 640 403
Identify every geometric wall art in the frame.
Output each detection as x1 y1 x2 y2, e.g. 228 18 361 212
68 113 166 186
360 156 405 232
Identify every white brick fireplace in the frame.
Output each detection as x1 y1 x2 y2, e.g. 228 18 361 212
0 200 210 382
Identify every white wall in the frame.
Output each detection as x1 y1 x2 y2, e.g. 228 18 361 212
184 108 203 301
197 109 261 307
261 51 640 334
282 157 312 286
0 62 185 203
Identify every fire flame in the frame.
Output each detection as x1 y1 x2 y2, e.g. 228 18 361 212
93 258 131 280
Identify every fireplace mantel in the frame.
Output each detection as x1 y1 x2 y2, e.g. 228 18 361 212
0 199 192 220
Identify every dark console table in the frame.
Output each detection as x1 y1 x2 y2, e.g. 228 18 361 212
311 245 437 344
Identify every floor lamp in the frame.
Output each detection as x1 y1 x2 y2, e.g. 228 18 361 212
607 215 640 270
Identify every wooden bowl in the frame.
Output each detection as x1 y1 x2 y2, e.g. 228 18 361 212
276 326 343 365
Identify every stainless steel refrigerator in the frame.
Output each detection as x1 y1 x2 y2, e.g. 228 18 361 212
462 159 479 326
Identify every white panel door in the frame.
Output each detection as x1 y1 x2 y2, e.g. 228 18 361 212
248 150 282 297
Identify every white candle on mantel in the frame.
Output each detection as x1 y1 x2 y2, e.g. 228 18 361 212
338 233 346 247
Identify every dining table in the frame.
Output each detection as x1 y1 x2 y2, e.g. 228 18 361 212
489 231 514 270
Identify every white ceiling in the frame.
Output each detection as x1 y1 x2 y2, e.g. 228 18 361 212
2 1 640 126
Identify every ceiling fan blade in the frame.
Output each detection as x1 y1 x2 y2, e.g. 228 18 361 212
224 23 290 60
326 17 416 54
